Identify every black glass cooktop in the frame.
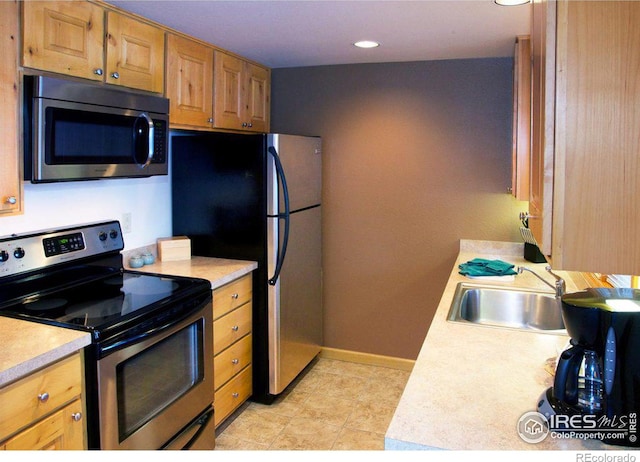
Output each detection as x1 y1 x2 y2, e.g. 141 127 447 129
0 268 209 335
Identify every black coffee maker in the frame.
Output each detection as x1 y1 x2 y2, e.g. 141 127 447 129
539 288 640 447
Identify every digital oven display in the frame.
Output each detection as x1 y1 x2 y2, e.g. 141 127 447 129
43 232 86 257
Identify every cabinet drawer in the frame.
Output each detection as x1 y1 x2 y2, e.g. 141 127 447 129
213 274 252 320
214 334 252 390
0 354 82 442
213 302 252 354
214 365 252 427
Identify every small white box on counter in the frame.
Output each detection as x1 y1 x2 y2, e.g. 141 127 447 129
157 236 191 261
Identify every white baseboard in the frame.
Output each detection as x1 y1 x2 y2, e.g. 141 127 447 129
319 347 415 371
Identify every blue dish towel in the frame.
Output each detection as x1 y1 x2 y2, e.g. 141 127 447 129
458 258 517 277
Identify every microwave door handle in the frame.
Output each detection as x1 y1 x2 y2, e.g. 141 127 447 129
134 112 154 168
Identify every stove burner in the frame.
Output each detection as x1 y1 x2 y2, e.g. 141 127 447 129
22 298 67 311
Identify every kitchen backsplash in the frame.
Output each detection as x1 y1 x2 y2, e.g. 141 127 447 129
0 176 171 250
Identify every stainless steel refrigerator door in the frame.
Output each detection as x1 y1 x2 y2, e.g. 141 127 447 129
267 206 322 395
267 134 322 214
266 134 322 395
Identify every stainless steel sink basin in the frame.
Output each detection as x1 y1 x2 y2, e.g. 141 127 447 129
447 283 566 333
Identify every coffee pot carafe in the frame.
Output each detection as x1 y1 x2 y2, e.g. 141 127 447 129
539 287 640 447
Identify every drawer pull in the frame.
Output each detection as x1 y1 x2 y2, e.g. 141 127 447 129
232 392 239 398
231 325 239 332
231 293 239 300
38 392 49 403
71 412 83 422
231 358 239 365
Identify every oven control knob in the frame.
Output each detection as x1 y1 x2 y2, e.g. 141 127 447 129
99 231 108 241
13 247 25 259
109 229 119 239
0 250 8 262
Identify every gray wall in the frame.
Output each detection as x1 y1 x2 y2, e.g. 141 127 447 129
271 58 526 360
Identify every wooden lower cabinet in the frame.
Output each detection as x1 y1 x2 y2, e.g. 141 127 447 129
0 353 86 450
214 365 253 427
212 274 253 427
2 401 84 450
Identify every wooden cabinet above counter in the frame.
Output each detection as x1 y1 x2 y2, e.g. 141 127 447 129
165 33 270 132
22 1 165 93
527 0 640 275
18 0 270 132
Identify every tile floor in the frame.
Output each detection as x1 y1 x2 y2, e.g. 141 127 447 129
214 357 411 450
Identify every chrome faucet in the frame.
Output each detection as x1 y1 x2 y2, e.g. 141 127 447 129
517 265 566 298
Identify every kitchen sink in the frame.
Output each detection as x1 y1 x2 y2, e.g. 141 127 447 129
447 283 566 333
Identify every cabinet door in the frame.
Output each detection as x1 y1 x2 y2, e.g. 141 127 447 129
511 35 530 201
553 1 640 274
213 51 244 130
166 34 214 128
105 11 164 93
0 0 20 215
529 0 555 256
22 1 104 81
3 401 85 450
245 62 271 133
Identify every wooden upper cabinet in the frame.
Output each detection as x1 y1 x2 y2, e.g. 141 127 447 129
22 2 165 93
245 62 270 133
511 35 531 202
166 33 214 128
213 51 270 132
22 1 105 81
529 0 555 256
213 51 244 130
530 0 640 275
105 11 164 93
0 0 21 216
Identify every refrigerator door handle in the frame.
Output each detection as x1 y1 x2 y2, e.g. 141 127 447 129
267 146 290 285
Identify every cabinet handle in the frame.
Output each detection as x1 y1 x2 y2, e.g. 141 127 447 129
248 123 253 128
231 293 239 300
5 196 16 205
38 392 49 403
111 72 120 80
519 211 539 221
207 118 213 124
231 325 239 332
94 68 103 76
242 122 248 128
71 412 83 422
231 358 239 365
232 392 239 398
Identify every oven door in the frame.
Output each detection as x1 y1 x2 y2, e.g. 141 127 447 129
96 299 213 450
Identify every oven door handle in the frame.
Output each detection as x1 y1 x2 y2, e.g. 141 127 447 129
98 297 208 356
182 407 214 450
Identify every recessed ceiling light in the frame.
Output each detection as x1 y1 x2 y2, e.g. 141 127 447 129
494 0 530 5
354 40 380 49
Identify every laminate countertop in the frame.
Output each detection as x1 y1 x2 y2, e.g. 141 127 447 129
385 240 624 451
0 318 90 388
124 255 257 289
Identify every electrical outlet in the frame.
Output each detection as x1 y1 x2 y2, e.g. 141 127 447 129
122 212 132 234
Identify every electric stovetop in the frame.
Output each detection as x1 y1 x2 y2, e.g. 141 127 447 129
0 265 210 341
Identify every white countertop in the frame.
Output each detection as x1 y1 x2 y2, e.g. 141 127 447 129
385 240 619 450
0 318 90 388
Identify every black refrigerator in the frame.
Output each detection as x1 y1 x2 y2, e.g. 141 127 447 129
171 132 323 403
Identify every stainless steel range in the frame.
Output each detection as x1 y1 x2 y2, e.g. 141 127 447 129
0 221 214 450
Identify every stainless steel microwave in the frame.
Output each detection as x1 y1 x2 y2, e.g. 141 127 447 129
24 75 169 183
